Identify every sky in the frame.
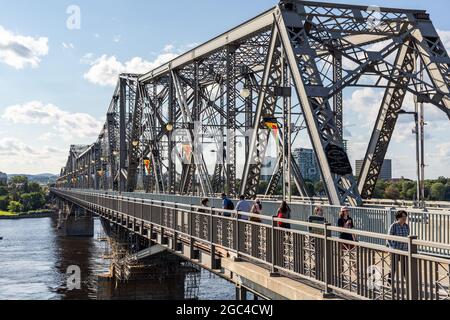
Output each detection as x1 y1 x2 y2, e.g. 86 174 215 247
0 0 449 179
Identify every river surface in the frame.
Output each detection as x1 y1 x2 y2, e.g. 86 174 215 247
0 216 235 300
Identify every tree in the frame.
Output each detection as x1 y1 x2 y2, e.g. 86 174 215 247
305 182 315 197
0 186 8 196
8 176 29 201
314 181 325 196
20 192 46 211
28 182 42 193
430 182 446 201
384 186 400 199
372 180 386 199
0 195 9 211
401 181 416 200
7 201 23 213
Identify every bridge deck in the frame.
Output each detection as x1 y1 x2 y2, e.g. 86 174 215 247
52 188 450 301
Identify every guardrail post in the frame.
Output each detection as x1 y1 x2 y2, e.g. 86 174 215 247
173 204 179 251
408 235 419 300
210 208 219 269
270 216 279 277
189 205 198 260
323 223 334 297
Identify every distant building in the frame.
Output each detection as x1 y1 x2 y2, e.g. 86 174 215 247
260 156 278 182
293 148 321 182
0 172 7 185
355 159 392 181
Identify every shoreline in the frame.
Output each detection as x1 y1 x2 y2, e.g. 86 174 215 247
0 211 56 220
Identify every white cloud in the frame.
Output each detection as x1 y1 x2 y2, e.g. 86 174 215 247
436 142 450 159
437 30 450 53
2 101 102 140
0 137 67 174
113 35 121 43
0 25 49 69
83 55 124 87
83 46 179 87
38 132 57 141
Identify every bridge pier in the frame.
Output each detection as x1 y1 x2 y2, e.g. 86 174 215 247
57 202 94 237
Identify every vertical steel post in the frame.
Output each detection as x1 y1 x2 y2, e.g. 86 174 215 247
408 235 419 300
168 74 176 194
226 45 237 197
119 78 127 192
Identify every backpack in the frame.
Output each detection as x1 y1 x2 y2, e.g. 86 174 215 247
225 199 235 210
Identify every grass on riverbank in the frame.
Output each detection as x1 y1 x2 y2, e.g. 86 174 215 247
0 211 18 217
0 210 53 217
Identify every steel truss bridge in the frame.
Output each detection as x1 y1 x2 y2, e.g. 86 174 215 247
56 0 450 207
51 1 450 300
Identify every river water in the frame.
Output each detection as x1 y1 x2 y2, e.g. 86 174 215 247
0 216 235 300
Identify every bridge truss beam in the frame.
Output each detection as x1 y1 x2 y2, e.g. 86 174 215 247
56 1 450 207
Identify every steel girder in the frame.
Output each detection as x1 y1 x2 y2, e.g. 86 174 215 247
56 1 450 208
240 25 283 199
277 8 363 206
357 41 416 198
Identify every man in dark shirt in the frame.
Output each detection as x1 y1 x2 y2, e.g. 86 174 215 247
308 206 326 235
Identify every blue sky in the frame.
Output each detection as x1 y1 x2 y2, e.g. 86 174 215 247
0 0 449 178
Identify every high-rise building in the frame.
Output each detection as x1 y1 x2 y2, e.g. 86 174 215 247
293 148 321 182
0 171 7 185
355 159 392 180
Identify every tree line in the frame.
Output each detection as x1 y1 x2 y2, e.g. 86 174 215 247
0 176 47 213
258 177 450 201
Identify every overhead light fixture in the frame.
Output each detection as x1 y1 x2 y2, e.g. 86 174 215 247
240 88 251 99
132 140 140 147
166 123 174 132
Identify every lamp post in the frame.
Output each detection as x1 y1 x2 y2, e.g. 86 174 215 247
397 109 425 208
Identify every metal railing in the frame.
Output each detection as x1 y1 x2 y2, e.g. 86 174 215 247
51 188 450 300
61 189 450 256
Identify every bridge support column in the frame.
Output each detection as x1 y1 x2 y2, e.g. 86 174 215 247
63 207 94 237
236 285 248 301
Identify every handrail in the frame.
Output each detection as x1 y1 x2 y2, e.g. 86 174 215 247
51 187 450 300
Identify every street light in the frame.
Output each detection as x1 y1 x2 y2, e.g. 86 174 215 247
239 88 251 99
397 109 424 207
166 123 174 132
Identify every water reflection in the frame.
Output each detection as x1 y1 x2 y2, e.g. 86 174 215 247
0 216 235 300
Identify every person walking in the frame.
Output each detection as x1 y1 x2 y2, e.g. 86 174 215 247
236 195 252 221
250 199 263 223
198 198 209 213
221 193 234 217
338 206 356 249
387 210 410 287
276 201 291 229
308 206 327 235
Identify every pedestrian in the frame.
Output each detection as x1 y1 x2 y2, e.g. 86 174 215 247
387 210 410 287
236 195 252 220
198 198 209 213
338 206 356 249
250 199 262 223
276 201 291 229
308 205 327 235
221 193 234 217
